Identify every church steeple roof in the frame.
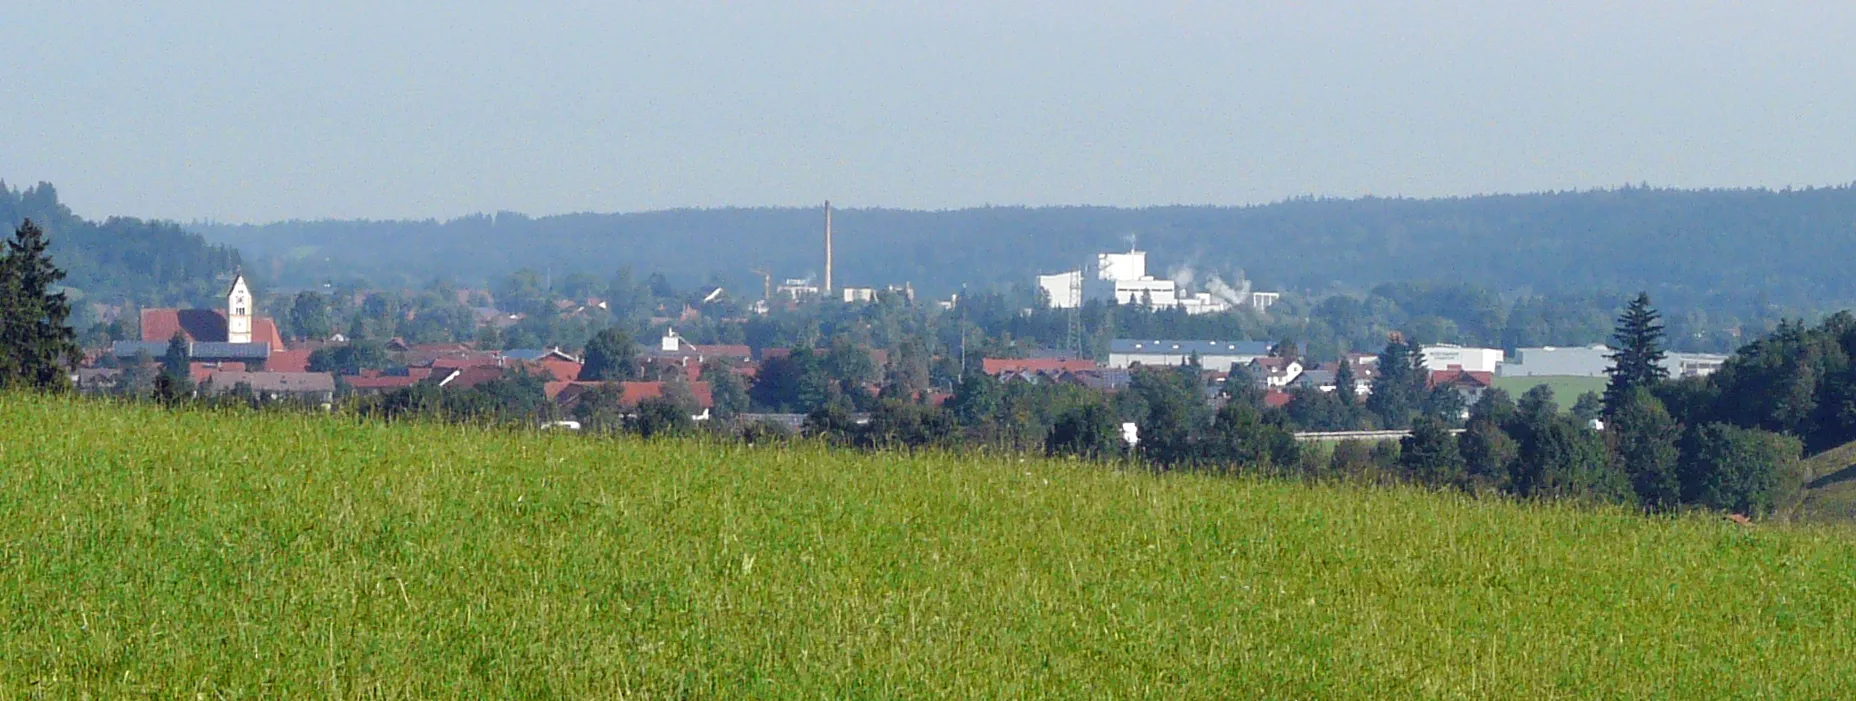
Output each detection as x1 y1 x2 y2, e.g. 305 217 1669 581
225 269 248 298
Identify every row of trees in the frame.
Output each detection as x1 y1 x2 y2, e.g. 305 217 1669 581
1386 294 1805 516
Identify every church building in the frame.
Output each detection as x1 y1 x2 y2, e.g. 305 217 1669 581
112 273 287 363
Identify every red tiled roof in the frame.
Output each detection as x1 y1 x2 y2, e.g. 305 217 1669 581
343 375 424 391
689 344 753 361
430 355 503 370
550 381 715 408
544 381 588 402
440 366 506 389
142 308 219 343
412 343 476 354
1263 390 1294 409
527 358 583 382
981 357 1099 375
1428 369 1494 389
267 349 312 373
253 318 286 351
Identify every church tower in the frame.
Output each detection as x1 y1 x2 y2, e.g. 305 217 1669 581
226 272 253 344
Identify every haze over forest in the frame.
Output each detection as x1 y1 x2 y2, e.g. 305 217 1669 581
196 186 1856 316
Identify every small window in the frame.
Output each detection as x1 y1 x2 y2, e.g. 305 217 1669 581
236 306 246 315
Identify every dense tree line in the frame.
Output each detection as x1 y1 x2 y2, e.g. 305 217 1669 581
1 182 240 313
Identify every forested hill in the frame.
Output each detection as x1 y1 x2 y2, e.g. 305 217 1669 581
1 182 241 308
197 185 1856 313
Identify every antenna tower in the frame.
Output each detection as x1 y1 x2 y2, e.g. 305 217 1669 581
1065 273 1083 357
823 201 833 294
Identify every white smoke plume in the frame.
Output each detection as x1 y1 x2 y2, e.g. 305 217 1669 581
1168 262 1197 290
1205 272 1252 309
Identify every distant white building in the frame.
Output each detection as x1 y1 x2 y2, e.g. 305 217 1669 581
1420 344 1504 374
1499 345 1728 379
1038 270 1083 308
1039 248 1262 315
1249 292 1280 312
775 278 819 301
1663 352 1728 378
1501 345 1611 378
840 287 877 303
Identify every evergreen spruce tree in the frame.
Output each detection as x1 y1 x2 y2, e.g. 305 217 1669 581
0 219 80 390
1335 359 1358 406
1605 292 1669 414
162 331 191 380
1366 336 1427 429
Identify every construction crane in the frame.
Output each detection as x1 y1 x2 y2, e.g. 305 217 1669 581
750 267 772 303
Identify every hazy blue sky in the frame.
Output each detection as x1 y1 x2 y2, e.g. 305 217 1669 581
5 1 1853 223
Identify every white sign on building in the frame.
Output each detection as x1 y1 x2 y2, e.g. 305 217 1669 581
1420 344 1504 374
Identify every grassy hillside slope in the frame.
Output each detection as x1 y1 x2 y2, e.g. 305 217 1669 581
2 394 1854 697
1797 439 1856 524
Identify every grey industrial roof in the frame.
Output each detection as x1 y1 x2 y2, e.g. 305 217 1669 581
111 340 272 360
1109 339 1273 355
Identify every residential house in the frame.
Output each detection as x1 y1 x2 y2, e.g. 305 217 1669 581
267 349 313 373
981 357 1099 376
1246 356 1304 388
1289 360 1377 396
547 380 716 421
1428 367 1495 406
342 368 437 395
1056 368 1133 393
1289 368 1336 392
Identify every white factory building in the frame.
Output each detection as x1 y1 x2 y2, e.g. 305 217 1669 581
1446 343 1730 379
1419 344 1505 374
1108 339 1276 371
1038 248 1269 315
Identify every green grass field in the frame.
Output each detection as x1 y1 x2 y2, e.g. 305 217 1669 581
4 394 1856 697
1491 375 1609 407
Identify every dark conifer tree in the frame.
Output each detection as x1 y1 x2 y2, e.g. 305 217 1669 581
1366 336 1427 429
162 331 191 380
1335 359 1358 406
0 219 80 390
1605 292 1668 414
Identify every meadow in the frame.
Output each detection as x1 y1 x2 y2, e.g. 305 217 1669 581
1490 375 1608 406
3 393 1855 697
